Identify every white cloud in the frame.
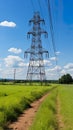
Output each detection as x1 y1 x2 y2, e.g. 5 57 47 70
1 67 27 79
47 65 61 73
59 63 73 78
54 66 62 71
55 51 61 55
2 55 73 80
4 55 29 69
60 69 66 74
45 66 61 80
45 65 61 80
4 55 24 67
0 21 16 27
64 63 73 69
0 64 2 72
60 68 73 79
15 68 27 79
44 60 52 66
26 60 52 67
19 62 28 67
1 67 27 80
8 48 22 54
2 68 13 78
50 57 57 61
0 64 1 67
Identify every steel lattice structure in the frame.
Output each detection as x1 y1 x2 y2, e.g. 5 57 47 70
24 12 49 81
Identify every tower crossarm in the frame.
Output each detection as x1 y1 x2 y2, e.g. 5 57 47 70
24 48 32 58
27 31 36 38
29 19 45 24
40 30 48 38
24 47 49 58
39 48 49 58
27 30 48 38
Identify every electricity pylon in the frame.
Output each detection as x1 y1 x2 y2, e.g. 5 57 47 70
24 12 49 81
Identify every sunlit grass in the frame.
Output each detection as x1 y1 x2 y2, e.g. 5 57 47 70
0 83 53 129
30 89 58 130
58 85 73 130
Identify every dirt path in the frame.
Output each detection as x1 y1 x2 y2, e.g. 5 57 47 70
56 95 64 130
8 92 49 130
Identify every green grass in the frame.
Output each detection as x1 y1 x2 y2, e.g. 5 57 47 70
30 88 58 130
0 83 53 130
58 84 73 130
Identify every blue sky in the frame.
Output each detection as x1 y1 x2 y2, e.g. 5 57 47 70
0 0 73 80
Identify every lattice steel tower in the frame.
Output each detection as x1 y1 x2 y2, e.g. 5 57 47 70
24 12 49 81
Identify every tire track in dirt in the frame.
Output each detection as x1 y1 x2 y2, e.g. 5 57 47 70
56 95 64 130
8 92 50 130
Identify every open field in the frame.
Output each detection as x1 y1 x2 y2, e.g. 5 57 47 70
0 83 53 130
0 84 73 130
30 84 73 130
58 85 73 130
30 88 58 130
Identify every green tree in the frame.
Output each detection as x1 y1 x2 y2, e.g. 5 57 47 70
59 73 73 84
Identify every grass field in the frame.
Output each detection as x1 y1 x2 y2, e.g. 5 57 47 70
30 88 58 130
0 83 53 130
0 83 73 130
30 84 73 130
58 85 73 130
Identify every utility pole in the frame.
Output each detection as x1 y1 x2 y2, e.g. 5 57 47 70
24 12 49 82
14 68 16 82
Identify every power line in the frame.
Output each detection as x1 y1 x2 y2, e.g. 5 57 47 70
31 0 35 12
47 0 60 79
47 0 56 55
47 0 59 67
37 0 43 17
37 0 50 52
37 0 55 70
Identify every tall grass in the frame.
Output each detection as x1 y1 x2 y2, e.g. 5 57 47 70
58 85 73 130
30 89 58 130
0 84 52 129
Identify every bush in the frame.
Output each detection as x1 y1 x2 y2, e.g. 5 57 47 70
59 74 73 84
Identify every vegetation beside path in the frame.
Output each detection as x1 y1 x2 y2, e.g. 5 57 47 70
0 83 54 130
1 83 73 130
30 84 73 130
58 85 73 130
30 88 58 130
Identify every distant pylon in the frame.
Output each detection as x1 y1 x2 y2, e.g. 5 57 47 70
14 68 16 82
24 12 49 81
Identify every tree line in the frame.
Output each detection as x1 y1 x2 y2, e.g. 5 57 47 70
0 73 73 84
59 73 73 84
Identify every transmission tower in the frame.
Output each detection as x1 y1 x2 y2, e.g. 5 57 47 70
24 12 49 81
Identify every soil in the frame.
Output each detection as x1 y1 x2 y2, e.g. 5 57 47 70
8 92 49 130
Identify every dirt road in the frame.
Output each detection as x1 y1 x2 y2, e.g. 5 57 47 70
8 93 49 130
